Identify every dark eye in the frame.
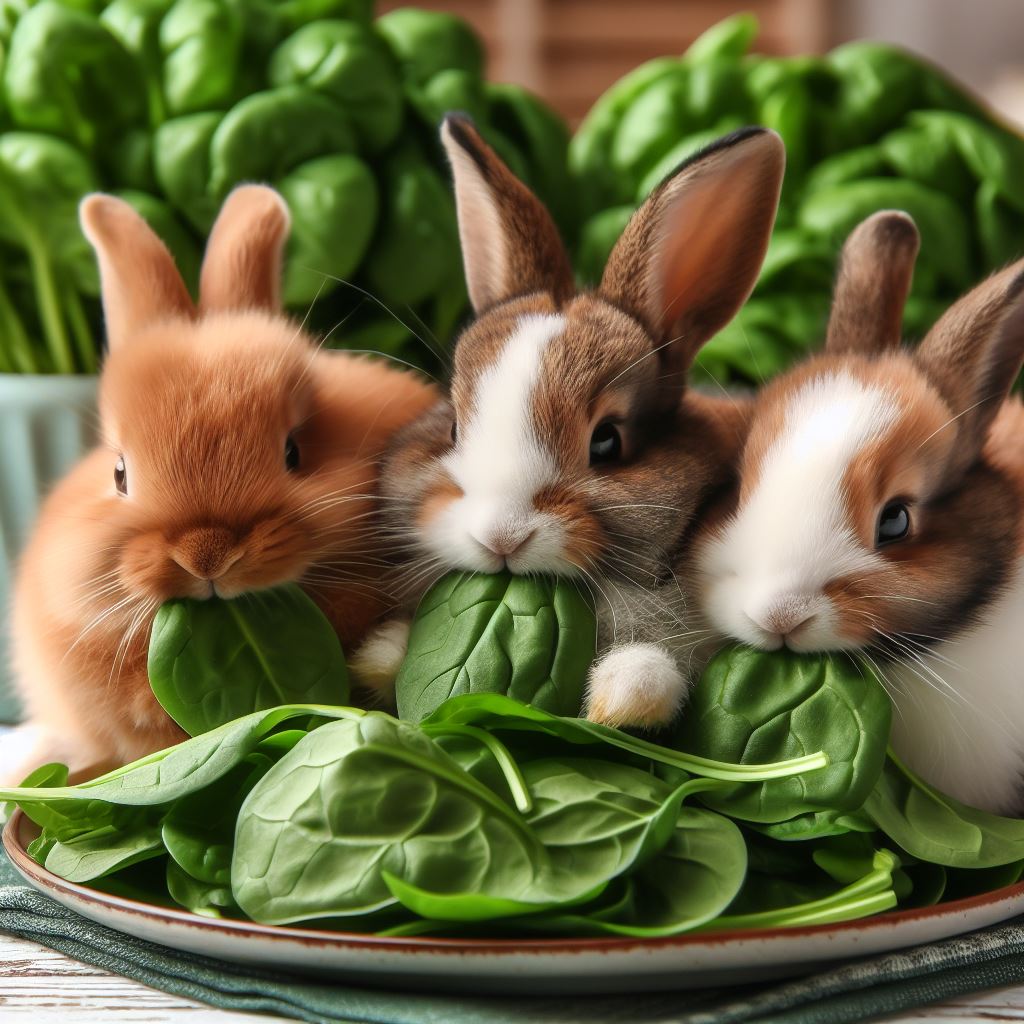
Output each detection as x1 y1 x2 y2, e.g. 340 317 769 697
877 501 910 546
589 422 622 466
284 434 300 472
114 455 127 495
450 419 457 445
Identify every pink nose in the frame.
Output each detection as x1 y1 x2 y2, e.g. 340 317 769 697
480 529 535 560
750 596 817 639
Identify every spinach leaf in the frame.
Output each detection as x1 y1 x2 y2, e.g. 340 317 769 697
754 808 875 841
43 820 165 883
674 647 890 822
712 850 899 930
525 805 747 936
381 763 705 921
232 714 541 925
424 693 829 783
166 859 237 917
0 704 363 812
865 754 1024 868
149 584 349 736
395 572 596 722
162 753 276 889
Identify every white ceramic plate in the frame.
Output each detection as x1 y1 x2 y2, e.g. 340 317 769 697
6 810 1024 994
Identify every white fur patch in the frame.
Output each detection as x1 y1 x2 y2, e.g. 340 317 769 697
584 642 687 728
885 559 1024 815
428 313 572 573
700 372 900 650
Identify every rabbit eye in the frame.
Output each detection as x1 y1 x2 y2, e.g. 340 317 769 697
114 456 127 496
450 419 458 445
589 422 622 466
284 434 300 472
877 501 910 546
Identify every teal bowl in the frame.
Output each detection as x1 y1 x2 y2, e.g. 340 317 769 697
0 373 98 722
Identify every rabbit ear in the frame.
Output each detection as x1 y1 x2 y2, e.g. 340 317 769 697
599 128 784 382
914 259 1024 467
199 185 291 315
826 211 919 356
440 114 575 313
80 194 195 350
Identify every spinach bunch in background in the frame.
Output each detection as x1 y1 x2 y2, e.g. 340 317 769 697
0 1 571 375
573 14 1024 385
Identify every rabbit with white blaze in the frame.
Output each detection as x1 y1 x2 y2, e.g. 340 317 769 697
697 210 1024 814
351 116 785 728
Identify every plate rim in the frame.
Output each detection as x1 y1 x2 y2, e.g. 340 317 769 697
6 808 1024 955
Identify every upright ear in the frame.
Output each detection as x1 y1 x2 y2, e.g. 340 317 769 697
915 259 1024 465
825 211 919 356
598 128 784 381
80 194 195 350
440 114 575 313
199 185 291 315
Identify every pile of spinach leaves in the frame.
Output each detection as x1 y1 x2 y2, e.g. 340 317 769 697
3 574 1023 936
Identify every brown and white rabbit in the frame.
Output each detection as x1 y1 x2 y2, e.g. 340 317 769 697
350 116 785 729
697 210 1024 813
3 185 437 784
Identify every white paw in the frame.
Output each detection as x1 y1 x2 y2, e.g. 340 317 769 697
584 643 687 729
348 619 411 708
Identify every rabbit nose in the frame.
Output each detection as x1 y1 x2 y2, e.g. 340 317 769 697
477 528 536 560
748 595 818 640
172 527 242 581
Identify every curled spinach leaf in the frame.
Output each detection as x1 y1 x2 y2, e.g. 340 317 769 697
525 804 747 937
148 584 349 737
674 646 890 822
395 572 596 723
865 754 1024 868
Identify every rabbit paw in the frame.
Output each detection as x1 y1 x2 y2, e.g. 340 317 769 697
348 619 411 708
584 643 686 729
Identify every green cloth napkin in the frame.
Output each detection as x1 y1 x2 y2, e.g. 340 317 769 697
2 846 1024 1024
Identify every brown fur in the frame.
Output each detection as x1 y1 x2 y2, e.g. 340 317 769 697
8 187 436 781
825 211 919 355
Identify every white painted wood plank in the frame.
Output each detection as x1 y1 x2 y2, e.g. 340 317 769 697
0 936 280 1022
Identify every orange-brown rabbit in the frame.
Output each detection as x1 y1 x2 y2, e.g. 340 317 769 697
3 185 436 783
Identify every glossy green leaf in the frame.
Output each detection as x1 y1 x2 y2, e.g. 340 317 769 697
865 754 1024 868
232 714 539 925
396 573 596 723
526 805 747 936
674 647 890 822
148 584 349 736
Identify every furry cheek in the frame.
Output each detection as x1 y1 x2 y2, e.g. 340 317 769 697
536 492 605 573
119 532 202 601
823 577 889 647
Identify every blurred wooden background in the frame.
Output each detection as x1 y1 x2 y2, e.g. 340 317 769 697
379 0 834 124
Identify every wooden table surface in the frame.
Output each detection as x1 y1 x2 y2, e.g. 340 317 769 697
2 932 1024 1023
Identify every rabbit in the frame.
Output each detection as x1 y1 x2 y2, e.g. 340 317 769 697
2 184 438 786
349 115 785 730
696 209 1024 814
